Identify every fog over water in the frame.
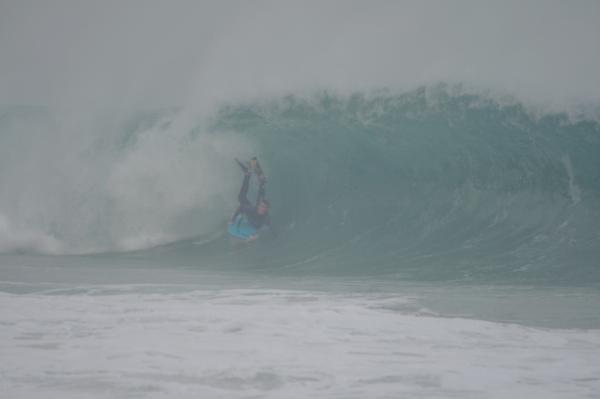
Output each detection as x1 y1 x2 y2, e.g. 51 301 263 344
1 0 599 110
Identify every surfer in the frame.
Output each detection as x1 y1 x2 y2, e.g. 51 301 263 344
230 157 270 231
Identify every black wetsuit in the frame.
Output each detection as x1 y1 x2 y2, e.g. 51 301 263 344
231 172 270 229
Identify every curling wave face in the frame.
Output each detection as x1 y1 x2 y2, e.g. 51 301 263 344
1 87 599 284
205 88 600 284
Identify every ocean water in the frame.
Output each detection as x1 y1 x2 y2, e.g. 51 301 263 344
1 88 600 398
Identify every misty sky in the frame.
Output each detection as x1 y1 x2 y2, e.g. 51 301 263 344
1 0 599 108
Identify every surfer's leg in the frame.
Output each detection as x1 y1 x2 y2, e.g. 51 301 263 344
230 206 242 223
238 172 252 204
255 180 266 206
252 157 266 183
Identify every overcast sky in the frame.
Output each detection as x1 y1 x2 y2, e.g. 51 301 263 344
1 0 599 109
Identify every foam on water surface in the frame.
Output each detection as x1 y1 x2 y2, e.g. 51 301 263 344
1 286 599 399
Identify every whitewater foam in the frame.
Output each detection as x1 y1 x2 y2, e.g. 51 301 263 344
1 286 599 398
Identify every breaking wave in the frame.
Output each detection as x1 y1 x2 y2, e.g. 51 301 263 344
1 86 599 284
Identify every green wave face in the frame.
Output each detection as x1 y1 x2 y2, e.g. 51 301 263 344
207 89 600 284
1 88 600 285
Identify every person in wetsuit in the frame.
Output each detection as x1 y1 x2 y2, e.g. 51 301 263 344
230 158 270 230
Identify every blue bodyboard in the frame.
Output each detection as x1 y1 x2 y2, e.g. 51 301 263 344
228 214 258 240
